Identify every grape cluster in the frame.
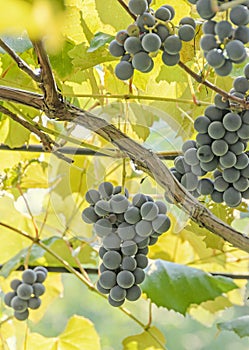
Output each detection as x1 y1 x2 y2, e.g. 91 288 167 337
188 0 249 75
109 1 196 80
171 64 249 208
4 267 47 321
82 182 171 306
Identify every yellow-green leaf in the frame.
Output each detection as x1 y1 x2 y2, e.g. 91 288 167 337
27 315 101 349
122 326 166 350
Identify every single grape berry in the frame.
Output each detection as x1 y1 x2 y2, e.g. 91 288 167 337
28 297 41 310
4 291 16 307
140 202 159 221
99 270 117 289
22 269 37 284
110 285 127 302
135 220 153 237
103 250 122 270
110 194 129 214
14 309 29 321
16 283 33 300
117 270 135 289
121 240 138 256
82 207 100 224
11 296 28 312
32 283 46 297
108 295 125 307
141 33 161 52
10 279 22 291
85 189 101 205
124 207 141 224
133 267 145 284
126 285 142 301
115 61 134 81
128 0 148 15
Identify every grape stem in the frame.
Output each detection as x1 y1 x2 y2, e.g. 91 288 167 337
117 0 137 20
219 0 249 11
0 39 41 82
61 92 211 105
178 61 248 108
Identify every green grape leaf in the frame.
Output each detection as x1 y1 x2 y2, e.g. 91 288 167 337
129 103 158 141
68 42 115 70
156 64 188 83
0 34 32 53
50 40 74 79
0 117 30 148
122 326 166 350
0 249 29 278
0 238 56 278
217 316 249 338
95 0 131 31
41 237 98 268
87 32 114 52
27 315 101 349
0 236 98 277
142 260 238 314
